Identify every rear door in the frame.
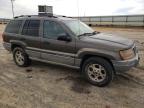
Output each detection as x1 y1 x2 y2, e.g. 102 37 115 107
41 20 76 65
20 19 41 58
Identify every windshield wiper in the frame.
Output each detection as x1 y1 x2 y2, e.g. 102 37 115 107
78 32 93 37
78 31 100 37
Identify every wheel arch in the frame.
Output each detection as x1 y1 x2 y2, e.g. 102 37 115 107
10 40 26 51
79 53 115 73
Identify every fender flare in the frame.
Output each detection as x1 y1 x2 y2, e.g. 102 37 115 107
77 48 116 60
10 40 27 50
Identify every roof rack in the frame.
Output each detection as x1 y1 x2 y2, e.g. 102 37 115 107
55 15 73 18
14 14 58 19
14 14 73 19
14 15 37 19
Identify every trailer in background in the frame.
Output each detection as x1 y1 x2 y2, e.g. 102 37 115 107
1 14 144 27
73 15 144 27
0 18 10 24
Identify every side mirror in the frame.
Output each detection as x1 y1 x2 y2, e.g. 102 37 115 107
57 34 72 42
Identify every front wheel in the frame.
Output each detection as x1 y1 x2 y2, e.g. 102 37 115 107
13 47 31 67
81 57 114 87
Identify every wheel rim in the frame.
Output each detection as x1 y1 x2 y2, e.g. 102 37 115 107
87 64 106 82
15 50 24 65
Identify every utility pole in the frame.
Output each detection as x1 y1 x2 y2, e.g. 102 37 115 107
11 0 15 18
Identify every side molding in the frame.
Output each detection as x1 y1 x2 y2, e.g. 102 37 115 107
77 48 116 60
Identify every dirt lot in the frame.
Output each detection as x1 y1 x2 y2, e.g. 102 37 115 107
0 25 144 108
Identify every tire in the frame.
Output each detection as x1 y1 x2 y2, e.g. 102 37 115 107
81 57 114 87
13 47 31 67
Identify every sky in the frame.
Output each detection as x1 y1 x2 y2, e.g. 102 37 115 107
0 0 144 18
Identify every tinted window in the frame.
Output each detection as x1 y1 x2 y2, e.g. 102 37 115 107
43 21 66 39
22 20 40 36
5 20 22 34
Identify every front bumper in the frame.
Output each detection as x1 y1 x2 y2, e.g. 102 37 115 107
112 53 140 72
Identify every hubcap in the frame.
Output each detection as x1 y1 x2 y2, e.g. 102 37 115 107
87 64 106 82
15 50 24 65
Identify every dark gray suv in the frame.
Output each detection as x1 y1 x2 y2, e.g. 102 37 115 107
2 15 139 87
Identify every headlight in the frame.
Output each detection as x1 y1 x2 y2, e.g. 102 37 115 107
119 48 135 60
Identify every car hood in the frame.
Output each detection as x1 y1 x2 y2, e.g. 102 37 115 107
86 33 134 47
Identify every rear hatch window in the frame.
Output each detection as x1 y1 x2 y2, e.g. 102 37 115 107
5 20 22 34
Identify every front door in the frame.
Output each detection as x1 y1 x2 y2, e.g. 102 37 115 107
41 20 75 65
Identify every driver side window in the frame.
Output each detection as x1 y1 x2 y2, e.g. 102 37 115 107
43 20 66 39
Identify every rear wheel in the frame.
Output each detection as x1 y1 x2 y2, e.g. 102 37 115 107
81 57 114 87
13 47 31 67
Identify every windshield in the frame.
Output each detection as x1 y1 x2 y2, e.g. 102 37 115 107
64 20 94 36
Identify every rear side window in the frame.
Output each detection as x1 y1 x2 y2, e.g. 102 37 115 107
5 20 22 34
22 20 40 37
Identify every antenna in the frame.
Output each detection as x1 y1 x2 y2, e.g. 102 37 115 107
76 0 80 35
76 0 80 20
84 9 86 17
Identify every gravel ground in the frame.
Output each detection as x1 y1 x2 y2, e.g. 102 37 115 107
0 25 144 108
